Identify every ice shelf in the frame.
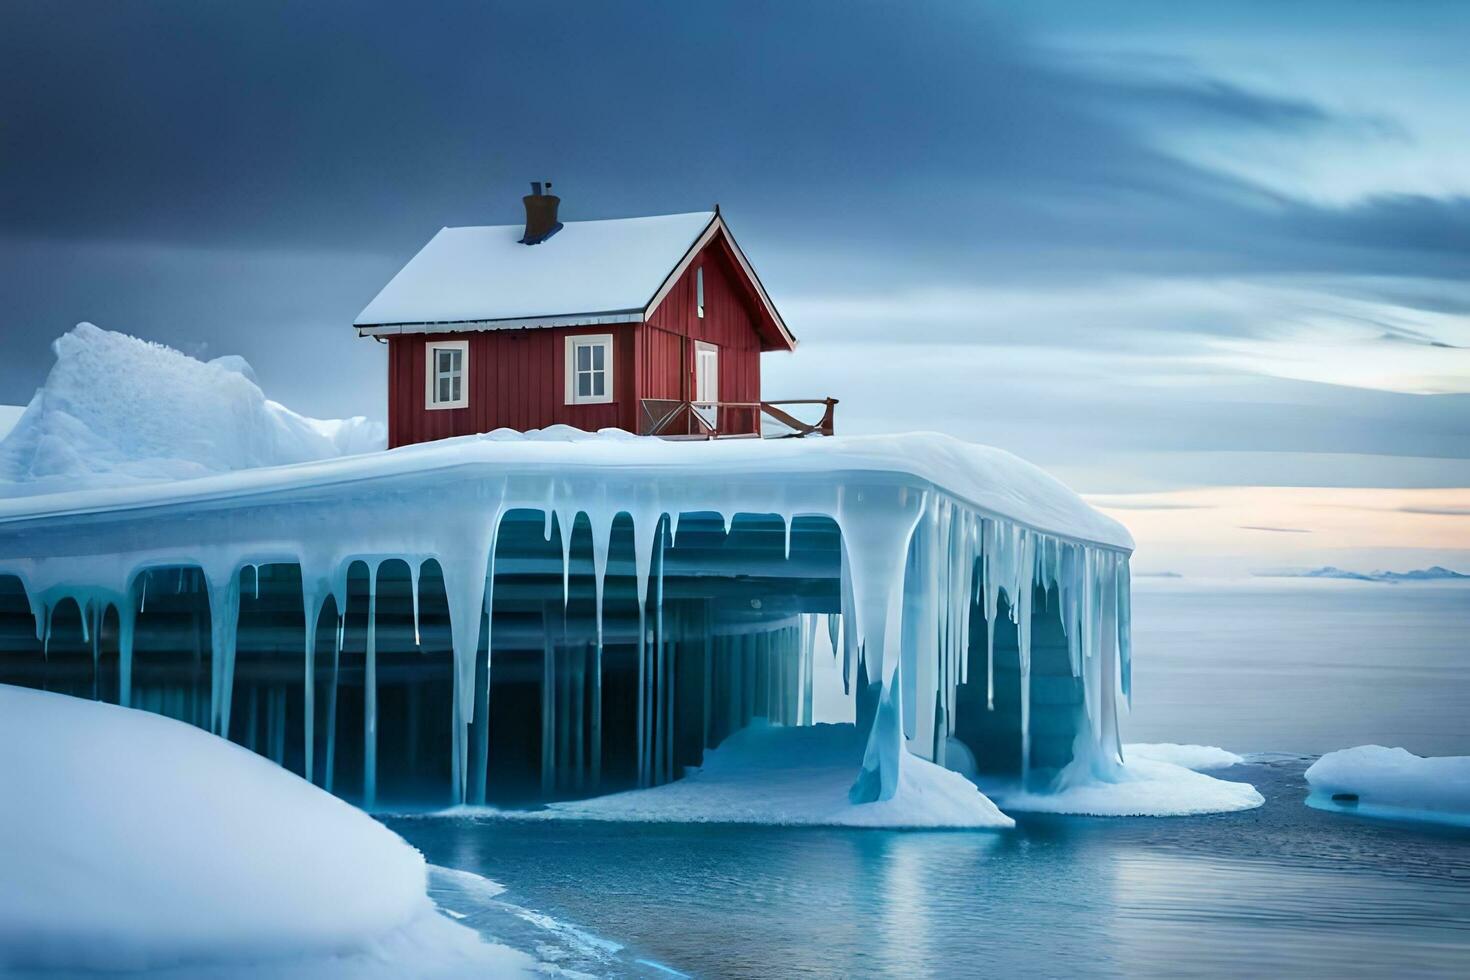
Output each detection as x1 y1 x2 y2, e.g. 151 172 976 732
0 326 1137 815
0 431 1133 812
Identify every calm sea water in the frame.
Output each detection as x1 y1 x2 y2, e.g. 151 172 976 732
391 582 1470 978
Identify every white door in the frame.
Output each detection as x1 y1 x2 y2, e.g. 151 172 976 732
693 342 719 430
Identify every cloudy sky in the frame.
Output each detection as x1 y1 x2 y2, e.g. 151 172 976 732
2 1 1466 575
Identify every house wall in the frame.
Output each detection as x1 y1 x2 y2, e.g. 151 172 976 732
385 230 768 447
638 234 764 436
387 326 637 448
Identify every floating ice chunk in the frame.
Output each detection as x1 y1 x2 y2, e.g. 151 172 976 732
0 684 531 975
1125 743 1245 771
1305 745 1470 828
987 757 1263 817
449 722 1013 829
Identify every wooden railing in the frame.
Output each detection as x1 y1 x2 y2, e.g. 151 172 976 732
639 398 838 439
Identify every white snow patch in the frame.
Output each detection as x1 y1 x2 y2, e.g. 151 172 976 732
987 757 1264 817
1125 742 1244 770
458 722 1014 829
355 211 716 327
0 684 533 975
0 323 383 494
1305 745 1470 828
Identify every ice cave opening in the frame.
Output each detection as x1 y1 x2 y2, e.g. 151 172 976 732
0 495 1130 812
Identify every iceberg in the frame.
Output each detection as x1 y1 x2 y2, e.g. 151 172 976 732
0 325 1153 820
0 684 533 975
1306 745 1470 828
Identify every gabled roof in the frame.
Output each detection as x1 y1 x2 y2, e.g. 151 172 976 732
354 210 795 350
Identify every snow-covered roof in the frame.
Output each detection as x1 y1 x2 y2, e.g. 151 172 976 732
356 210 750 331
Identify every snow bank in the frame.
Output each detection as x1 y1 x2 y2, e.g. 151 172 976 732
1305 745 1470 828
1124 743 1244 770
987 756 1263 817
0 684 531 975
0 323 383 494
465 722 1014 829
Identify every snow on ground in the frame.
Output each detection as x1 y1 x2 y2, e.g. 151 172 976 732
1305 745 1470 828
985 756 1264 817
0 323 383 495
1124 742 1244 770
456 722 1014 830
0 684 532 976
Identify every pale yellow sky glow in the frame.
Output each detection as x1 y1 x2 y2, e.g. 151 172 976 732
1088 486 1470 578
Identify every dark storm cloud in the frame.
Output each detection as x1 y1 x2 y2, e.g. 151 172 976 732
3 0 1455 282
0 0 1465 492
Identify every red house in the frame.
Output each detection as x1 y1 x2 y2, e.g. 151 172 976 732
355 185 823 449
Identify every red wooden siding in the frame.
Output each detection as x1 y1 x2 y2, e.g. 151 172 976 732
385 228 773 446
387 327 636 448
639 232 764 435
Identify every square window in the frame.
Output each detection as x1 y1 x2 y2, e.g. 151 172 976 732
566 335 614 405
425 340 469 410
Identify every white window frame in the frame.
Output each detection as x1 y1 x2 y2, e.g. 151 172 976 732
424 339 470 410
696 266 705 318
564 334 614 405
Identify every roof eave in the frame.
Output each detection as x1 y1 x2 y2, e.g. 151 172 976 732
356 310 644 337
642 213 797 352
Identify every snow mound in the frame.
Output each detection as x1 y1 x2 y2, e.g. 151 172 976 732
462 722 1014 829
0 323 383 494
1305 745 1470 828
988 757 1263 817
0 684 532 975
1125 743 1244 770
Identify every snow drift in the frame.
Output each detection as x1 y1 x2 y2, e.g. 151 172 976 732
477 721 1014 829
0 323 383 494
1306 745 1470 828
0 684 531 975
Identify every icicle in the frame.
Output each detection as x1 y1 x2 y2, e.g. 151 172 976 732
1016 531 1036 783
206 568 242 738
364 561 379 810
1118 555 1133 707
139 572 147 614
441 500 501 804
840 483 926 804
783 512 794 560
556 511 574 608
393 558 412 646
801 613 816 726
42 602 53 658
